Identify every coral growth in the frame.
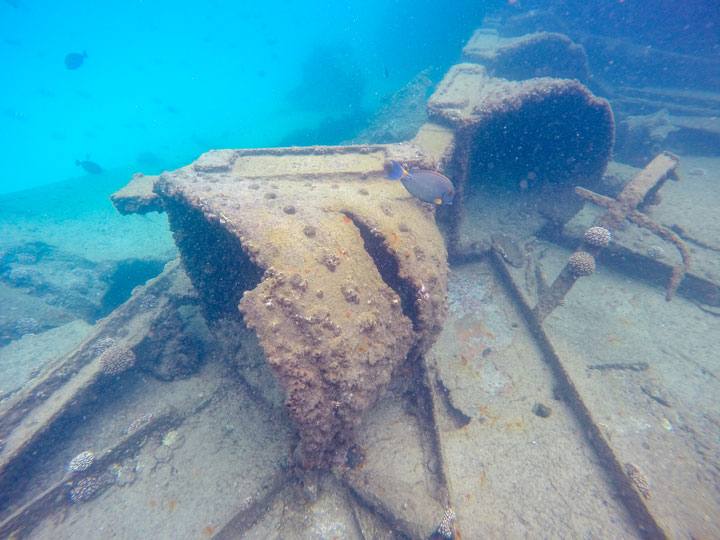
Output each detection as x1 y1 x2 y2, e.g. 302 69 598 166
436 507 456 539
99 346 136 375
68 451 94 473
647 245 665 259
584 226 612 248
69 476 100 503
568 252 596 277
126 413 154 435
91 337 117 356
626 462 651 499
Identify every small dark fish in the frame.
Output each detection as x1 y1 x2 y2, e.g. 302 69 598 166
384 64 389 78
65 50 87 70
76 159 103 175
387 160 455 205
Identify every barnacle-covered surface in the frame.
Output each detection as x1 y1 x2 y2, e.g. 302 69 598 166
427 63 612 185
110 173 163 215
154 144 449 467
427 62 614 257
461 28 592 82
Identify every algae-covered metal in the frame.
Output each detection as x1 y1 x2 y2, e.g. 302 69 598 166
154 144 449 467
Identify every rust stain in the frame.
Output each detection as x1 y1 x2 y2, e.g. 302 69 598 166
455 315 496 343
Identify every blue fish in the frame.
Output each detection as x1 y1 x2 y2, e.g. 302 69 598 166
387 160 455 205
65 50 87 70
76 158 103 175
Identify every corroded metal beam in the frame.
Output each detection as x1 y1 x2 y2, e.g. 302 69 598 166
533 152 682 322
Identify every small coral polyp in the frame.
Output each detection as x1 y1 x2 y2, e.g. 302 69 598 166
568 251 596 277
68 450 94 473
99 345 136 375
69 476 100 503
584 226 611 248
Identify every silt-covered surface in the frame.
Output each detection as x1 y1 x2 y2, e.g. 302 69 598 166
154 145 449 467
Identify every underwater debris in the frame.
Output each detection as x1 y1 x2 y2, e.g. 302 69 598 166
615 109 679 166
426 62 613 256
349 69 434 144
533 152 684 322
587 362 648 372
491 232 526 268
462 29 591 82
532 403 552 418
344 444 366 469
110 173 164 215
147 145 449 468
575 152 689 301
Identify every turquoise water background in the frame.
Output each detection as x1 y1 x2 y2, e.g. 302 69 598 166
2 0 716 196
0 0 486 195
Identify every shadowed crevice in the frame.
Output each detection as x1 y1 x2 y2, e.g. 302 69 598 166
164 197 264 322
343 212 420 331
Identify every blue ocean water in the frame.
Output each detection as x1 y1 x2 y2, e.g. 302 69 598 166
0 0 486 195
